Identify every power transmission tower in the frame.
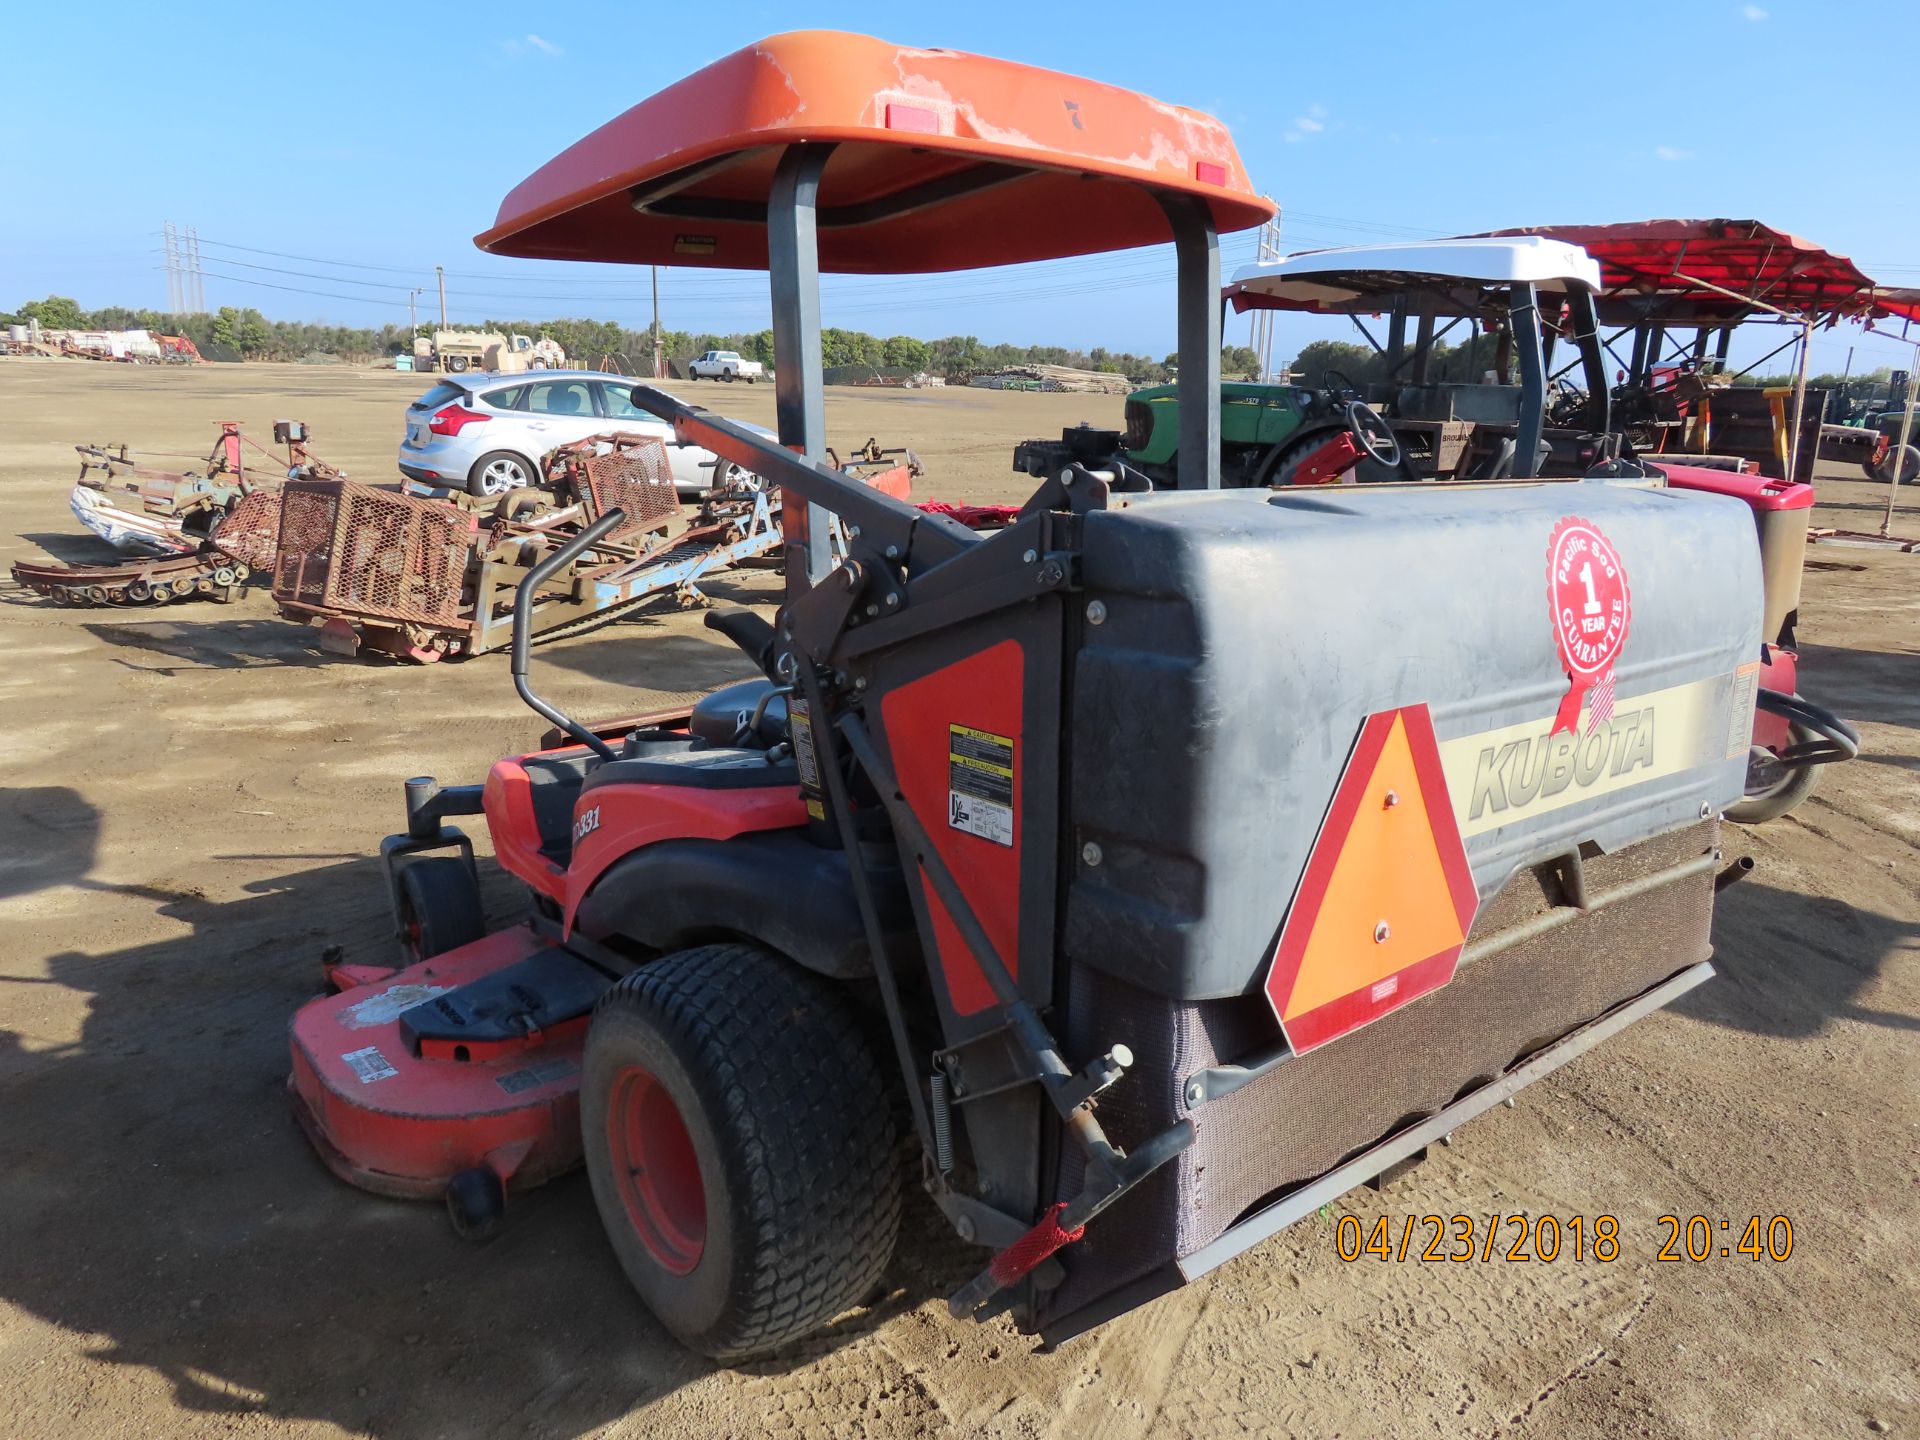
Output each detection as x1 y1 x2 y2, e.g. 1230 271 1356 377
1247 206 1283 382
184 226 206 312
163 221 183 313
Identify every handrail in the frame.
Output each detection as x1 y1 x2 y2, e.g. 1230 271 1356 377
511 508 626 761
625 384 979 572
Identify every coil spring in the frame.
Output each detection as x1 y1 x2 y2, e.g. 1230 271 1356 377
929 1072 954 1174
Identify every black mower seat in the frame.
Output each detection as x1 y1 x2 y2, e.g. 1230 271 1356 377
516 680 794 871
582 746 798 794
689 677 789 748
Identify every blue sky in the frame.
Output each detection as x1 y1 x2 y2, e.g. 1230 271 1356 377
3 0 1917 373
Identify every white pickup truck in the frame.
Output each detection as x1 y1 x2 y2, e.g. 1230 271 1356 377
685 349 765 383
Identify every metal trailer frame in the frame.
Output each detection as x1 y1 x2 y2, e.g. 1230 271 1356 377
293 494 784 662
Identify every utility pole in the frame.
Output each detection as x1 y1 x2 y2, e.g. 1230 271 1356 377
409 288 422 341
436 266 448 331
651 265 664 378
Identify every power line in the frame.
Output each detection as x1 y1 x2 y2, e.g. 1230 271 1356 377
182 242 1247 316
186 230 1249 294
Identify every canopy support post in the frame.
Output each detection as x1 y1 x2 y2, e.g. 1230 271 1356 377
1510 282 1546 478
1412 310 1435 384
1786 318 1812 482
1886 336 1920 536
1160 194 1220 489
1567 290 1610 436
769 143 835 593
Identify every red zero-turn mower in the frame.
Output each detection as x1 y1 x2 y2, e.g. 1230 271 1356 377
291 32 1781 1358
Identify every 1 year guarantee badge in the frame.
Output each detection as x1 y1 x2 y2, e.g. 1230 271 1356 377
1546 516 1631 734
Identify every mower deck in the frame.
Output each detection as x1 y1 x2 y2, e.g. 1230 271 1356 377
289 927 609 1201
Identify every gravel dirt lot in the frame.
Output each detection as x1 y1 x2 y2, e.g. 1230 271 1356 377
2 359 1916 1439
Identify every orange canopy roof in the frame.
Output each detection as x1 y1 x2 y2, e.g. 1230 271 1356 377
477 31 1272 273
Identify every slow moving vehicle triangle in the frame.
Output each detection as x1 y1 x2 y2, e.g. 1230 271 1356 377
1264 704 1479 1054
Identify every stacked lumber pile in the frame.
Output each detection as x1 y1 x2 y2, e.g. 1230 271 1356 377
968 364 1131 395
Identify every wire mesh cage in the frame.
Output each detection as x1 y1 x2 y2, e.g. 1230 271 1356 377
272 479 474 625
211 488 284 570
576 435 680 542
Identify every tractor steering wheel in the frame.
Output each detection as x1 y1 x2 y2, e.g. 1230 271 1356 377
1345 401 1401 468
1322 367 1357 397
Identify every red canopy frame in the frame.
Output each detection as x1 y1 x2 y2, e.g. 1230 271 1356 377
1478 220 1877 326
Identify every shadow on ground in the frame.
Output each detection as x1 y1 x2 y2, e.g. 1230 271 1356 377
0 852 970 1439
14 529 125 565
1 786 99 902
1688 879 1919 1038
1794 641 1918 733
81 614 326 671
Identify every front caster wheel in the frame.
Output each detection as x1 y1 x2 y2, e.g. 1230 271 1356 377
396 856 484 963
446 1166 507 1242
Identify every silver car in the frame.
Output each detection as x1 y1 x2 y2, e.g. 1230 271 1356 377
398 370 752 497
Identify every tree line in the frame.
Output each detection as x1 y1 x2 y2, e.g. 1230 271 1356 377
4 294 1264 383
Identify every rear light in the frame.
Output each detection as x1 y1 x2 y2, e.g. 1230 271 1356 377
1194 160 1227 186
429 404 490 437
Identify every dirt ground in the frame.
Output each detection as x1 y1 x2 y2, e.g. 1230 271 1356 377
1 359 1915 1440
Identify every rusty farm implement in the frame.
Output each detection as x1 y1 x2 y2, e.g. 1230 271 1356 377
268 430 914 662
9 421 330 608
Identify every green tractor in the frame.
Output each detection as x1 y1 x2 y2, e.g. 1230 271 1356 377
1015 378 1407 489
1014 238 1620 491
1857 370 1920 483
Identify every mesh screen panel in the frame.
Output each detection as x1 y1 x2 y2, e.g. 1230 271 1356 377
1037 821 1719 1330
210 488 282 570
582 438 678 541
272 482 340 607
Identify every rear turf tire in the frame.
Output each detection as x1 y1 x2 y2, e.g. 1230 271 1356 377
1726 722 1821 825
395 856 484 962
582 943 901 1359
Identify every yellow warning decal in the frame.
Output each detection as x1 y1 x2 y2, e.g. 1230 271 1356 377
948 725 1014 846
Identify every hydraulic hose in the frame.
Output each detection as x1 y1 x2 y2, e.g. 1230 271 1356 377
1756 689 1860 767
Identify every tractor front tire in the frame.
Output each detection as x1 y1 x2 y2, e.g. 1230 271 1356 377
1869 443 1920 485
395 856 484 963
1254 429 1337 488
582 943 901 1359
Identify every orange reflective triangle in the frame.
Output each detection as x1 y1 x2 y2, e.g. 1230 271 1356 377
1264 705 1478 1054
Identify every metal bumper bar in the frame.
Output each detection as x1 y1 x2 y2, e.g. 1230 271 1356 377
1039 959 1714 1347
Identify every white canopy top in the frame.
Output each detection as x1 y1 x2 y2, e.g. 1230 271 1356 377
1227 236 1602 314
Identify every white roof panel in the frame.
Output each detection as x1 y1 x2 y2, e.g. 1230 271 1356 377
1228 236 1602 312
